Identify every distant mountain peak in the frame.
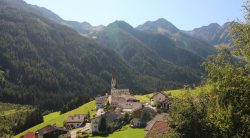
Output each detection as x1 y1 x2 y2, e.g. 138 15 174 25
107 20 134 31
137 18 179 35
187 22 233 45
208 23 221 28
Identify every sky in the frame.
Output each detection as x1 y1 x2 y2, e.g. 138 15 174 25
23 0 244 30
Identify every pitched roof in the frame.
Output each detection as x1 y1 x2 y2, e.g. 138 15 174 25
150 91 169 99
37 125 67 135
145 113 167 131
110 95 127 104
23 132 35 138
145 121 169 138
119 102 143 111
66 114 87 123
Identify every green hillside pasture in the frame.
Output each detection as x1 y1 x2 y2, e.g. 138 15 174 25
15 101 96 138
91 125 146 138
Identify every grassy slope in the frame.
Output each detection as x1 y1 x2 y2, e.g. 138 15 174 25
14 101 96 138
135 86 212 102
91 125 146 138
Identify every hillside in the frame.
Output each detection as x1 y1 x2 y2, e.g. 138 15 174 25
0 1 143 111
0 0 211 112
96 21 203 89
14 100 96 138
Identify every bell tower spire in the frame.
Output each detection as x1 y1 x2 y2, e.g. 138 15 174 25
111 68 117 89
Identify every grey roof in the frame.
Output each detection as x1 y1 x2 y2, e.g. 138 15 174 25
105 112 123 123
37 125 67 135
95 95 108 104
150 92 169 99
66 114 87 123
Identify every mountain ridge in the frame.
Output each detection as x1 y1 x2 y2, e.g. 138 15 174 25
186 22 233 46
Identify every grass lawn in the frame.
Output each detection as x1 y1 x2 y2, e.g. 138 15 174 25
14 100 96 138
135 93 153 103
91 126 146 138
43 112 61 122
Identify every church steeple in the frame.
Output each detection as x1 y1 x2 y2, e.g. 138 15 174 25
111 68 117 89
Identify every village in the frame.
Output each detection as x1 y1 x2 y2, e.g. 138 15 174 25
21 70 172 138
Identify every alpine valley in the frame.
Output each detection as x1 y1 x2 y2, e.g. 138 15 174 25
1 0 243 137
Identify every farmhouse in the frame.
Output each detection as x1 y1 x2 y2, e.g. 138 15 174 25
65 114 89 129
22 132 36 138
150 92 171 109
90 112 123 134
145 121 170 138
145 113 167 131
36 125 67 138
131 107 157 128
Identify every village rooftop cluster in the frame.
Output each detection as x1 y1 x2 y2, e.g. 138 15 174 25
21 70 172 138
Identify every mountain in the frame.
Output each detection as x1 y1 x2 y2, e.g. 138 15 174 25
63 21 92 34
0 0 145 110
137 18 216 57
137 18 179 35
95 20 203 88
186 22 233 46
0 0 218 112
0 0 103 37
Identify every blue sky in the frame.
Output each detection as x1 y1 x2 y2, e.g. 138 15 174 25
24 0 244 30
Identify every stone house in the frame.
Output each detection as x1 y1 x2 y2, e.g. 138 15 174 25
150 92 171 109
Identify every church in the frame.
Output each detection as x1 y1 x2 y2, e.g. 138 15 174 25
110 69 130 96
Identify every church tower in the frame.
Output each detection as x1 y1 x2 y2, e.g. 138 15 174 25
111 68 117 89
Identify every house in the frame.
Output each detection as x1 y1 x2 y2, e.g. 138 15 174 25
108 93 142 113
95 95 108 109
105 112 123 131
109 94 140 108
131 107 157 119
21 132 36 138
145 113 167 131
150 92 171 109
108 95 127 107
91 112 123 134
120 102 143 113
145 121 170 138
66 114 89 129
130 107 157 128
36 125 67 138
